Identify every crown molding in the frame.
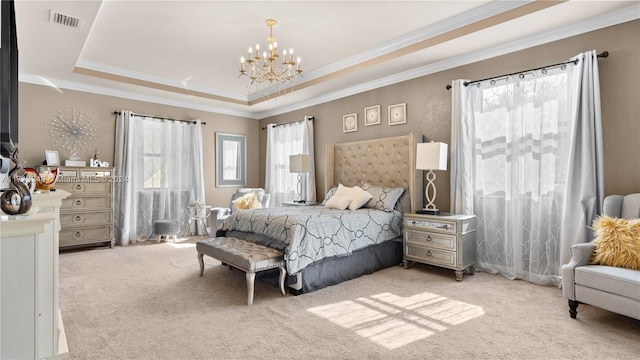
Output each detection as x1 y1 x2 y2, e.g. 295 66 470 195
19 73 257 119
18 4 639 121
255 4 640 119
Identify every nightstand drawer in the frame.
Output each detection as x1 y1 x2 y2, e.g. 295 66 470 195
404 218 456 233
60 225 112 245
405 230 456 251
405 245 456 268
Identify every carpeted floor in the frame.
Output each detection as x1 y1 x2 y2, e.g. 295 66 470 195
58 238 640 360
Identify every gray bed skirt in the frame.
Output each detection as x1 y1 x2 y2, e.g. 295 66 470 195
217 230 403 294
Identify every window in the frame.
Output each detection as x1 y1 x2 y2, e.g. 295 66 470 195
216 133 246 187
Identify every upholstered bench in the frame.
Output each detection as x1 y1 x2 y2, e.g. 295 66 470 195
196 237 286 305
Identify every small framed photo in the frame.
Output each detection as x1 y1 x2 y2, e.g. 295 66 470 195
364 105 380 126
388 103 407 126
44 150 60 166
343 113 357 133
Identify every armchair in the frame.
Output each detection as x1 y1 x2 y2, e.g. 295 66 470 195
212 188 270 229
561 194 640 320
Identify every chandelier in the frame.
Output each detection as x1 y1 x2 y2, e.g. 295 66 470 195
239 19 302 86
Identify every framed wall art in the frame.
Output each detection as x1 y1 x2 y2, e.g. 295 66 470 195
343 113 358 133
44 150 60 166
364 105 380 126
388 103 407 126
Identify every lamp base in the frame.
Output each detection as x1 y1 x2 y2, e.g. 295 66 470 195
417 208 440 215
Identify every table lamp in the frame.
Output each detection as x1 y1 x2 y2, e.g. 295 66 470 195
289 154 310 203
416 142 448 215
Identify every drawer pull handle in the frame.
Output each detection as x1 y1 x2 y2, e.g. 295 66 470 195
427 235 432 242
75 231 82 237
75 200 82 205
75 184 82 190
412 221 417 225
427 250 432 257
75 215 82 221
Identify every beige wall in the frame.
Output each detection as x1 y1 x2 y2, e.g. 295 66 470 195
259 20 640 212
17 83 259 207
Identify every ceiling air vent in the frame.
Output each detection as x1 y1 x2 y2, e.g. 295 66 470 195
49 10 82 29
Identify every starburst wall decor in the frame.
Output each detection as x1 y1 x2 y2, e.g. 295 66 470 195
45 109 99 161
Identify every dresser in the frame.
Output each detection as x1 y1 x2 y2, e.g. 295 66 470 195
49 166 115 249
403 213 476 281
1 191 70 359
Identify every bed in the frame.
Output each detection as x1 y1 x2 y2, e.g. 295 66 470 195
218 133 418 294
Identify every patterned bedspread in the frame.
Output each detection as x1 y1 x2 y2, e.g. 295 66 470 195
219 206 403 274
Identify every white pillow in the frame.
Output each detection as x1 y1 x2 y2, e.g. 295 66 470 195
346 186 373 210
324 194 351 210
324 184 352 210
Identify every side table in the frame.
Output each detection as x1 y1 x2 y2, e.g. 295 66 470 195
183 204 213 237
403 213 477 281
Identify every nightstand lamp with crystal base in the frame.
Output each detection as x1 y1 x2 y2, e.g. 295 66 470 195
416 142 448 215
289 154 310 203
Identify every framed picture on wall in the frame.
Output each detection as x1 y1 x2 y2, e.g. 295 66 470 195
364 105 380 126
343 113 358 133
44 150 60 166
388 103 406 126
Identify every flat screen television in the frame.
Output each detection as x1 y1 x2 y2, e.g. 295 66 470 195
0 0 19 159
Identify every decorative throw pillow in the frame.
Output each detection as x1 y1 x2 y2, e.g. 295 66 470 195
361 182 405 212
232 192 262 211
590 215 640 270
324 193 351 210
321 186 338 205
324 184 352 210
346 186 373 211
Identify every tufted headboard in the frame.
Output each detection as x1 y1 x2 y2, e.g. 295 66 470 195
325 133 417 213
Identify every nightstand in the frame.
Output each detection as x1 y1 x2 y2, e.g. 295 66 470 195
281 201 319 207
403 213 476 281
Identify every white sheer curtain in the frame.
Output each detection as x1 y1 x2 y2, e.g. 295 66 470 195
114 111 205 245
450 50 603 285
265 117 315 207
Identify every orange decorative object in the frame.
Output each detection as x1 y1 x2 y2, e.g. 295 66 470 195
25 167 60 191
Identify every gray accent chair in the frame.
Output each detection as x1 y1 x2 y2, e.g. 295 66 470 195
561 194 640 320
212 188 270 230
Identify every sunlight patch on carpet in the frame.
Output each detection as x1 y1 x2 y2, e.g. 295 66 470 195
166 241 196 249
307 291 484 349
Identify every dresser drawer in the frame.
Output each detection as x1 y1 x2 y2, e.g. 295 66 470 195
60 226 112 245
405 245 457 268
62 196 112 210
56 181 111 194
404 217 456 233
405 230 456 251
61 210 112 227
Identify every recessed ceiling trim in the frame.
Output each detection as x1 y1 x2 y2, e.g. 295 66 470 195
73 60 248 105
247 0 564 105
19 74 257 119
254 4 640 119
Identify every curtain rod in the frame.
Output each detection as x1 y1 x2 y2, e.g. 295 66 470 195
112 111 206 125
261 116 314 130
445 51 609 90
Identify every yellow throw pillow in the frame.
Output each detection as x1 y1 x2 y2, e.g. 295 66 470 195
590 215 640 270
232 192 262 211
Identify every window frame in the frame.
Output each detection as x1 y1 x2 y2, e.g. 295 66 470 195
215 132 246 187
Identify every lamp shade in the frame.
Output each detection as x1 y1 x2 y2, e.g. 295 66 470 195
416 142 448 170
289 154 310 173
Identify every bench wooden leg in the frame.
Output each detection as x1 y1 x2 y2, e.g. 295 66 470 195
279 265 286 296
198 252 204 276
246 272 256 306
156 234 162 243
